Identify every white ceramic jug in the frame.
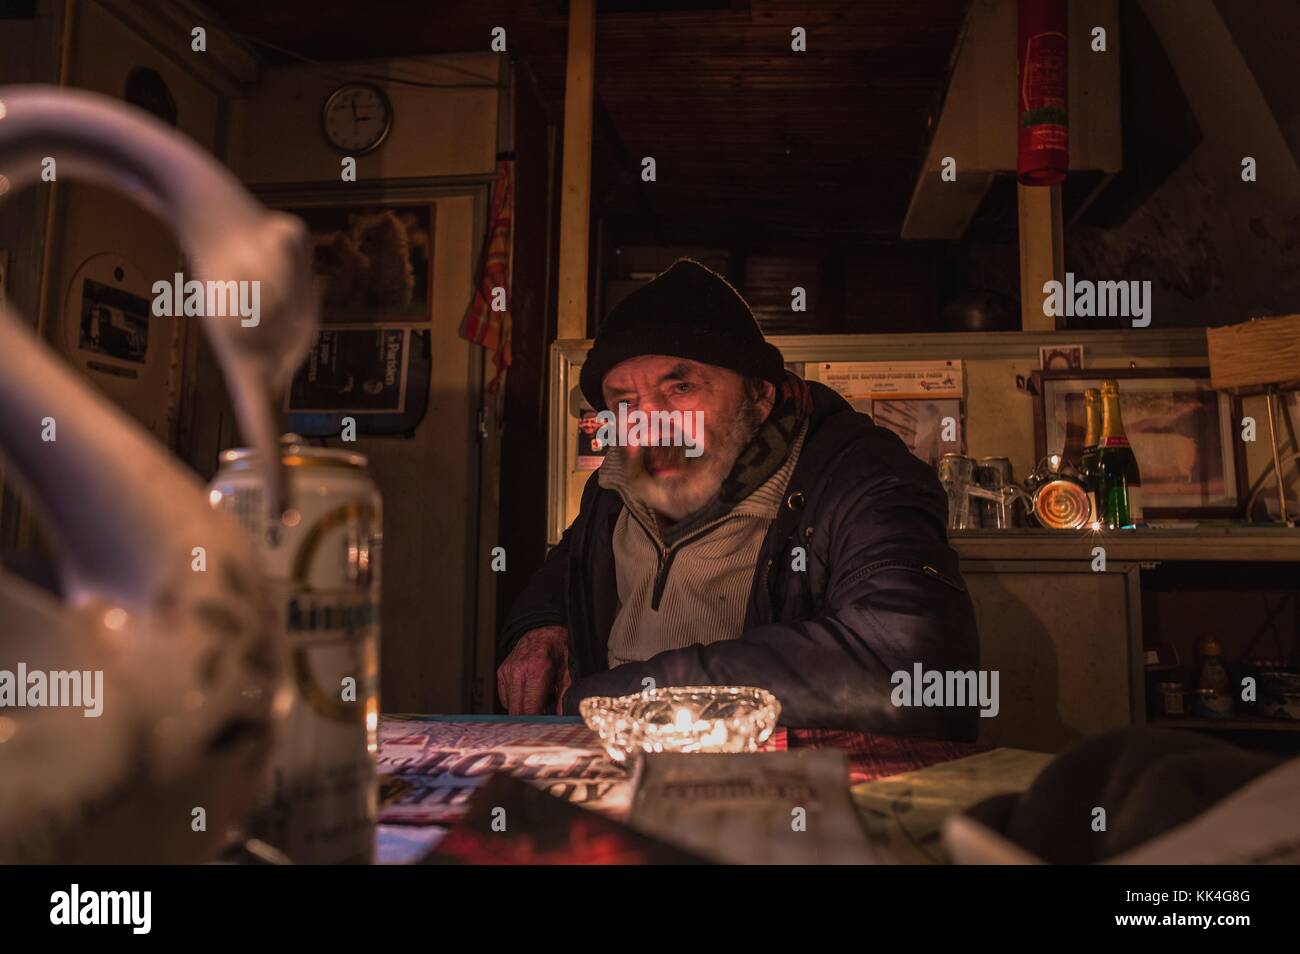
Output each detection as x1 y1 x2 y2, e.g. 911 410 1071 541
0 86 317 862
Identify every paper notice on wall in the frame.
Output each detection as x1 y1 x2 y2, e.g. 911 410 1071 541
820 360 964 400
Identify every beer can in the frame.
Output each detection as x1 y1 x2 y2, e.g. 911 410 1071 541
208 439 381 864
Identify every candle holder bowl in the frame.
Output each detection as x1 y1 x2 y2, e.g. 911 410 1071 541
579 685 780 763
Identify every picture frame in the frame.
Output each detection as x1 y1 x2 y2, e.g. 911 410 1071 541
284 202 436 326
285 327 433 438
1032 367 1246 518
285 325 412 415
848 397 964 469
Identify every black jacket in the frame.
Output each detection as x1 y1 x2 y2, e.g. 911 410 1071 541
499 381 981 742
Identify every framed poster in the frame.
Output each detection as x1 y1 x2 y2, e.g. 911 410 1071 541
287 326 409 413
1033 367 1246 517
820 360 965 468
78 278 151 369
1039 344 1084 370
285 203 436 326
575 407 608 471
286 327 432 437
857 398 964 469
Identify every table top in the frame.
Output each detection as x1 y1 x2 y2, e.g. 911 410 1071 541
375 714 987 863
379 713 981 781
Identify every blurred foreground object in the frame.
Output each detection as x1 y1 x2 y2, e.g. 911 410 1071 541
0 85 317 861
209 443 381 863
943 728 1293 864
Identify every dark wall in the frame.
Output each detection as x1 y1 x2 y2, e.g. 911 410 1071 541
0 0 64 549
494 61 560 646
598 240 945 336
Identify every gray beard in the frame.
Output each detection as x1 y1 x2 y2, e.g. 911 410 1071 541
620 395 765 524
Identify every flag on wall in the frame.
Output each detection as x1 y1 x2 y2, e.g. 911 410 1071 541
460 159 514 392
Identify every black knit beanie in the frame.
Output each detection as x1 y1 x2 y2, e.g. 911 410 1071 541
579 258 786 411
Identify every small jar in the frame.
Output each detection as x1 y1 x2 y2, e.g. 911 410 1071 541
1195 637 1233 718
1158 681 1186 717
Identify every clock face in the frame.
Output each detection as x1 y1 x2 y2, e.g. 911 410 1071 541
322 83 392 154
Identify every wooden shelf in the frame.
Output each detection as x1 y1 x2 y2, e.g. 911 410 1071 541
1149 715 1300 733
951 526 1300 563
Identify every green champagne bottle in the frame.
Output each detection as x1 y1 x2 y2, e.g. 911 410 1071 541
1080 388 1102 525
1096 379 1143 529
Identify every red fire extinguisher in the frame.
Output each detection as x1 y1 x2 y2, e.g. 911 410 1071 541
1017 0 1068 185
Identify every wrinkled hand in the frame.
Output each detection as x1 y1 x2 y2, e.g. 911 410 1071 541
497 625 571 715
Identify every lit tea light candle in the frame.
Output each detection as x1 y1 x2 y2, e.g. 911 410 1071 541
580 686 780 762
673 707 694 732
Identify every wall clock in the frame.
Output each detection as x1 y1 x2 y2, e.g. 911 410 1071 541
321 82 392 155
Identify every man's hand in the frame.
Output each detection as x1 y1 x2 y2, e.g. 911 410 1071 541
497 625 569 715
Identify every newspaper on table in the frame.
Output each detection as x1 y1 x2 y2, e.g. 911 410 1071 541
628 750 881 864
852 747 1054 864
378 717 634 824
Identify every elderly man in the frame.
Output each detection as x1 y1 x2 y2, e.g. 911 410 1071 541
497 259 980 740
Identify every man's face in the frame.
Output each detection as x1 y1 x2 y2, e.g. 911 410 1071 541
601 355 775 522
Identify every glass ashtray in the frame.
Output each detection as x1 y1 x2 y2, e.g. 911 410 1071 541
579 685 780 762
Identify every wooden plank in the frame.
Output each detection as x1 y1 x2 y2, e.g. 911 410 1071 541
556 0 595 340
1207 315 1300 395
1017 182 1064 332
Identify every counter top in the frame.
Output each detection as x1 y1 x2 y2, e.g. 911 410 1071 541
951 525 1300 563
